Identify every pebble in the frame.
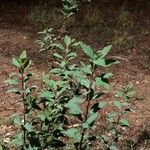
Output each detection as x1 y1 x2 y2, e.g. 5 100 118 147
3 137 10 143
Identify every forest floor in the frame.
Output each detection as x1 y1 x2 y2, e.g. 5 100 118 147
0 3 150 149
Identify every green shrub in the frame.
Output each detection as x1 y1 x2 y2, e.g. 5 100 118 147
6 31 135 149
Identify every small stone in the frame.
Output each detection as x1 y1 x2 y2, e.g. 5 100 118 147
5 132 11 137
3 138 10 143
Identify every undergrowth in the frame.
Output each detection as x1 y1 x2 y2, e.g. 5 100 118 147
6 32 135 150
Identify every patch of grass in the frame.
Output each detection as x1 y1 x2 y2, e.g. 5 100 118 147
83 7 106 32
113 31 134 52
81 6 136 51
115 8 134 32
112 7 135 52
28 4 75 29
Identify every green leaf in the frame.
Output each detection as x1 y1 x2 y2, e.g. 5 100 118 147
20 50 27 59
0 145 2 150
115 90 123 98
110 145 119 150
96 102 106 110
53 53 63 59
60 61 66 68
10 114 22 126
84 112 99 128
114 100 122 108
73 131 81 142
67 56 75 62
7 88 21 95
96 77 110 90
64 35 71 47
25 87 30 95
62 128 81 142
71 42 80 47
80 64 92 74
40 91 54 101
62 128 78 137
122 102 129 107
103 73 113 78
124 83 133 91
50 68 62 74
80 42 94 60
51 43 64 50
62 128 78 138
107 111 117 123
68 64 77 70
82 123 89 129
23 122 33 132
56 86 67 97
5 79 19 85
119 119 130 127
94 58 106 67
9 72 18 78
101 45 112 57
12 57 20 68
67 52 77 58
42 77 55 87
11 133 23 146
24 144 38 150
65 96 84 115
80 78 90 88
125 91 136 99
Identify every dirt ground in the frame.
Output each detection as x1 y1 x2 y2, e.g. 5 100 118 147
0 3 150 149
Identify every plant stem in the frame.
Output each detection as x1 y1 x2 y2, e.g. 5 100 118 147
79 96 91 150
79 65 95 150
21 72 26 146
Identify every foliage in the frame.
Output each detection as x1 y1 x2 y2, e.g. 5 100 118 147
6 32 135 149
99 83 135 149
61 0 78 17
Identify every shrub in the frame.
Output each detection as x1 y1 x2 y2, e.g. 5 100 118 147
6 31 135 149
